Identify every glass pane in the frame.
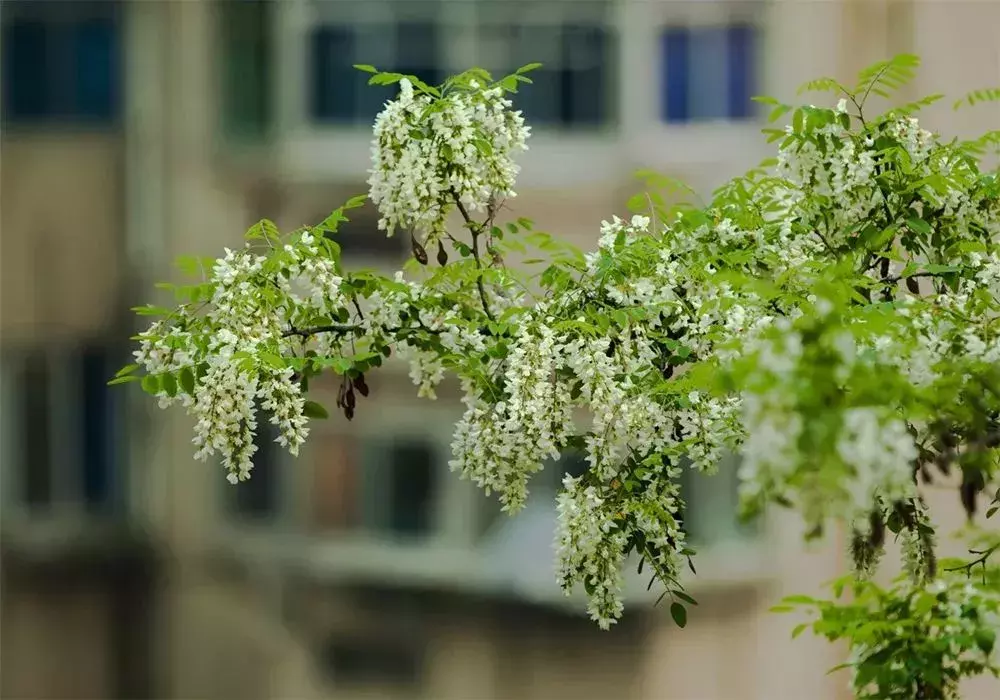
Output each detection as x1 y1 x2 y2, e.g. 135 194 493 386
726 24 756 119
562 25 609 126
79 345 117 511
508 25 561 125
21 351 52 509
688 27 729 121
72 17 119 121
219 0 272 138
3 20 51 119
354 24 396 124
309 25 359 122
229 415 281 520
660 27 689 123
394 21 440 87
388 440 436 536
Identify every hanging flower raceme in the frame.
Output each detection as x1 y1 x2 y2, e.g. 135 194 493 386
367 75 530 241
121 57 1000 666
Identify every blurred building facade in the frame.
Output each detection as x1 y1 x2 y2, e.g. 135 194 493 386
1 1 998 699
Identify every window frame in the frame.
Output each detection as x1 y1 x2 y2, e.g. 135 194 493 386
653 0 766 125
468 0 619 132
0 343 125 527
1 0 123 128
302 0 456 128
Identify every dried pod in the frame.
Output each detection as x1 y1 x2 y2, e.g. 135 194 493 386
411 234 428 265
354 373 370 397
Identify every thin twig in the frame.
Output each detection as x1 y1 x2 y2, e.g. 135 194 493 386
451 190 495 321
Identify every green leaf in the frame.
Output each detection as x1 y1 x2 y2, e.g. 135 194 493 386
260 352 286 370
179 367 196 394
353 64 378 74
115 363 140 378
107 375 140 386
670 602 687 628
515 62 542 75
906 217 932 235
132 305 173 317
161 372 178 397
792 623 809 639
976 628 996 655
672 589 698 606
141 374 160 395
303 400 330 420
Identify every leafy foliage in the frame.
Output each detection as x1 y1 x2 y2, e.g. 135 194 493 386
118 55 1000 693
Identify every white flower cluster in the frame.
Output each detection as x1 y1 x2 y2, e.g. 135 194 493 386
130 73 1000 635
450 322 573 511
367 77 529 239
836 408 918 524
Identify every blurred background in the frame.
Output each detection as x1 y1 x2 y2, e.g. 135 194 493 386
0 0 998 698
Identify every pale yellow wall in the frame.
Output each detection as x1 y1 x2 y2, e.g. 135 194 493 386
0 581 113 699
0 136 124 342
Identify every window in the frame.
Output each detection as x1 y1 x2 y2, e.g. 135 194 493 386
218 0 274 140
676 453 756 545
476 450 588 539
475 1 615 129
1 1 121 124
660 24 758 123
308 2 443 124
359 436 439 538
314 200 405 262
1 344 124 515
319 636 423 689
225 415 282 521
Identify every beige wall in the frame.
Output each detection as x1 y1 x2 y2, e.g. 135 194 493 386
4 1 1000 699
0 135 124 342
0 580 113 699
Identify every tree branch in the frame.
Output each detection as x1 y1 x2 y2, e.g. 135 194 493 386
944 543 999 575
451 190 495 321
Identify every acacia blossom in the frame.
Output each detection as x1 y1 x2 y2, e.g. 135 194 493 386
126 66 1000 636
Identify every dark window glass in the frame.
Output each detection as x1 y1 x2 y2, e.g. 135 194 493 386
71 18 119 120
3 20 49 119
359 437 437 538
309 25 359 123
321 637 422 687
80 346 118 511
219 0 273 139
388 440 436 536
499 23 612 127
228 416 281 520
20 351 52 509
319 201 403 260
309 21 440 124
2 3 121 124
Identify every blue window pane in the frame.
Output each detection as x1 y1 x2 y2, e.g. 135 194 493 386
727 25 756 119
688 28 729 121
661 28 689 123
3 20 50 119
661 25 758 123
73 19 119 120
310 25 358 122
80 346 116 511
